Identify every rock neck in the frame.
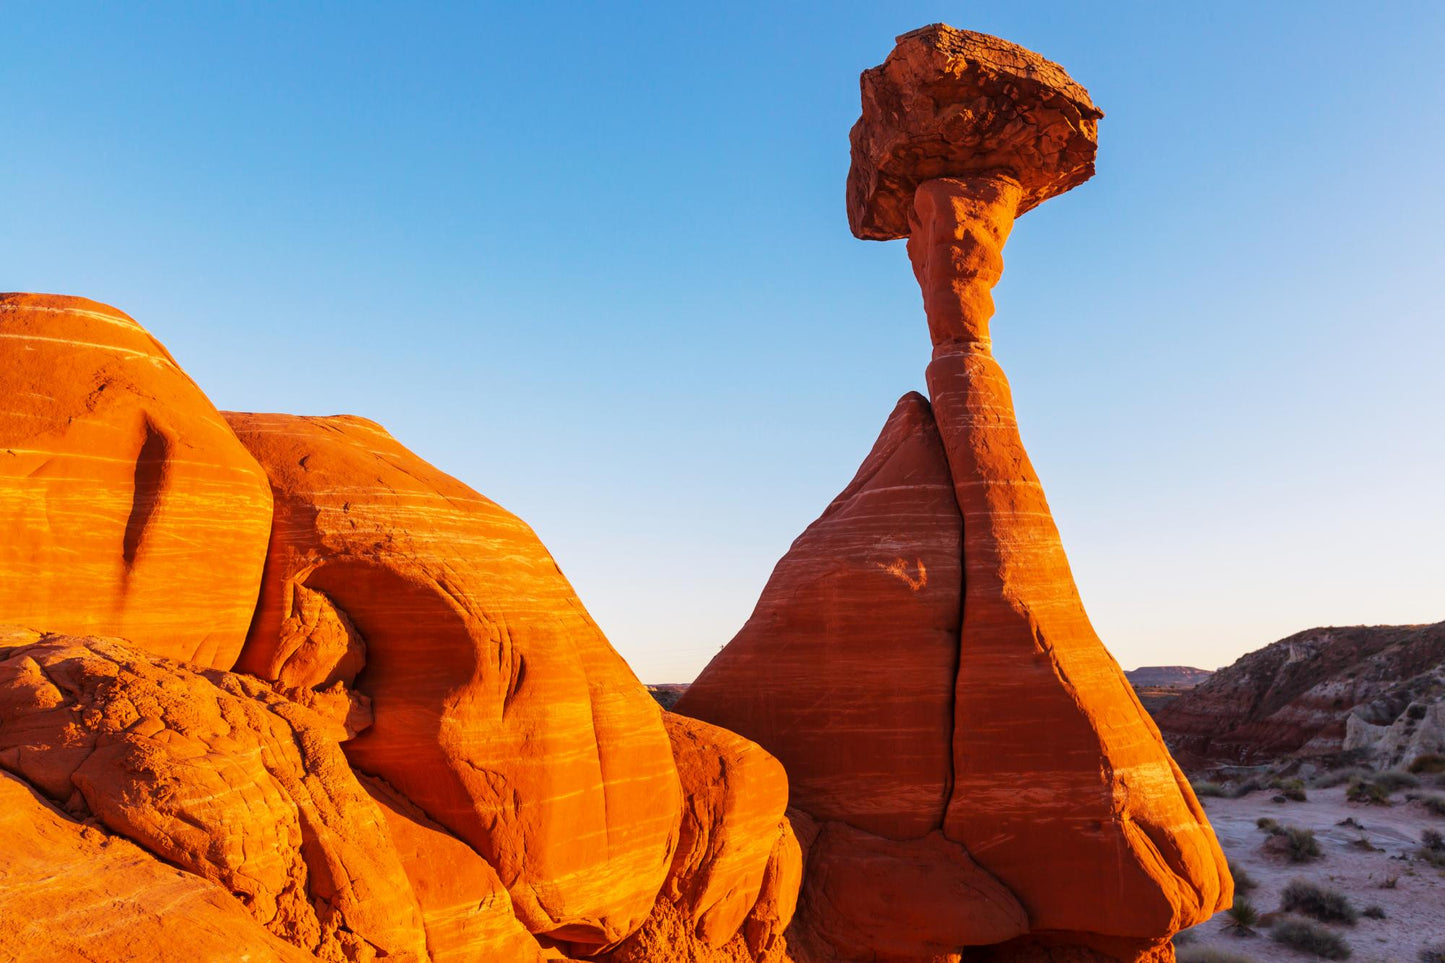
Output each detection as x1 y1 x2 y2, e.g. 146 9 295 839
906 175 1022 352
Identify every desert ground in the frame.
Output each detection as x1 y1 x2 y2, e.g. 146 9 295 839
1177 780 1445 962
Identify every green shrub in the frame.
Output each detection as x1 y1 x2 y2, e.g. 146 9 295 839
1375 770 1420 792
1280 879 1360 924
1192 780 1226 798
1228 858 1258 893
1362 904 1386 919
1421 942 1445 963
1425 828 1445 852
1226 777 1264 798
1269 777 1308 801
1224 896 1261 935
1269 916 1352 959
1284 826 1324 862
1257 816 1282 834
1409 753 1445 775
1418 794 1445 817
1313 767 1369 789
1347 778 1391 805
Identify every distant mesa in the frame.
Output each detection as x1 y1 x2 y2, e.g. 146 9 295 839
1 19 1231 963
1153 622 1445 771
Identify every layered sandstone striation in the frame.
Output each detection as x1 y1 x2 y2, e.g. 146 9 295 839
0 630 429 961
0 768 317 963
682 22 1230 962
677 391 962 840
0 293 273 668
223 411 683 953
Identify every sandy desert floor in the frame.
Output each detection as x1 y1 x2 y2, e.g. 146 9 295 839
1179 785 1445 962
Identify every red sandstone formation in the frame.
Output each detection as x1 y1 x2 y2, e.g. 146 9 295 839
362 775 551 963
0 630 429 960
0 293 273 668
599 715 800 963
681 23 1231 961
677 392 962 840
224 411 683 953
0 769 316 963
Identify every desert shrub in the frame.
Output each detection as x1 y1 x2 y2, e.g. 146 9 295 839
1379 873 1399 889
1374 770 1419 792
1347 778 1391 805
1280 879 1360 924
1417 793 1445 817
1257 817 1282 834
1425 828 1445 852
1177 947 1258 963
1362 904 1386 919
1226 777 1264 798
1269 777 1309 801
1282 826 1323 862
1224 896 1261 935
1269 916 1352 959
1313 767 1369 789
1192 780 1226 798
1228 858 1258 893
1421 942 1445 963
1409 753 1445 775
1347 836 1379 852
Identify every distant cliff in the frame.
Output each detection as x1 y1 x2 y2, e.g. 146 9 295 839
1153 622 1445 768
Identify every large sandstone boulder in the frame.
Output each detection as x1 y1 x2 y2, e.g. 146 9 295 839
0 293 273 668
224 411 683 952
597 714 800 963
676 392 961 840
362 775 549 963
0 630 429 961
0 769 316 963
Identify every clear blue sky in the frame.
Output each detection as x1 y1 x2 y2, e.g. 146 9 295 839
6 3 1442 681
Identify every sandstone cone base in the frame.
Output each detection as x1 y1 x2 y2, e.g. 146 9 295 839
0 293 272 668
677 392 962 840
226 412 682 951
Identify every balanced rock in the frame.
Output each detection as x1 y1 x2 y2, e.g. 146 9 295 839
683 23 1231 960
0 769 316 963
0 630 429 960
0 294 273 668
225 412 683 952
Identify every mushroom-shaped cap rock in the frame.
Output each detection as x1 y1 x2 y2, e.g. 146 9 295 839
847 23 1103 240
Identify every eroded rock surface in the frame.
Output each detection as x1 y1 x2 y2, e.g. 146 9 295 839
225 411 683 952
0 631 429 961
597 714 799 963
0 769 316 963
0 293 273 668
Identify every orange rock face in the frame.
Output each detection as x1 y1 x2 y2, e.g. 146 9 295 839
916 177 1229 939
676 392 962 840
597 714 800 963
0 769 316 963
788 812 1027 961
363 774 549 963
0 293 273 669
225 412 683 952
0 631 430 961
